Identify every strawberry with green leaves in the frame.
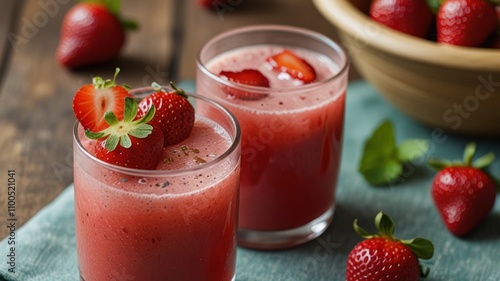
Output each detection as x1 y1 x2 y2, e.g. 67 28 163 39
72 68 132 132
85 97 164 170
429 142 497 236
56 0 137 68
137 82 195 146
359 119 429 186
346 212 434 281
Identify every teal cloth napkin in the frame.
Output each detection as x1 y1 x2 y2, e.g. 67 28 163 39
1 81 499 281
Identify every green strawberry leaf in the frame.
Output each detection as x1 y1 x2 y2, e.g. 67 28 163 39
119 134 132 149
353 219 375 239
425 0 441 14
397 139 429 162
104 111 120 126
375 212 395 238
128 123 153 139
428 142 495 172
472 152 495 169
85 94 156 151
123 97 138 122
463 142 477 166
427 158 451 171
401 238 434 260
105 134 120 151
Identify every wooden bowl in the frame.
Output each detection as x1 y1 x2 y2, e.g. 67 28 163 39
313 0 500 136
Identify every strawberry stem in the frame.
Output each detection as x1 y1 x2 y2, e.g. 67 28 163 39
81 0 138 30
428 142 495 170
353 212 434 260
170 81 188 99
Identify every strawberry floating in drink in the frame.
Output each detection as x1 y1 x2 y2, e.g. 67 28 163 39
138 82 195 146
218 69 270 100
56 0 137 68
429 142 497 236
346 212 434 281
267 50 317 83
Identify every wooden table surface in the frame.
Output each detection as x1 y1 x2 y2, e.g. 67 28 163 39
0 0 360 240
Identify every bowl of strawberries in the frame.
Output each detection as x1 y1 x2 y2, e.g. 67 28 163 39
314 0 500 136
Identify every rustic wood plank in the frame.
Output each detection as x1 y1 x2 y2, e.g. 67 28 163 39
0 0 23 85
178 0 360 81
0 0 173 240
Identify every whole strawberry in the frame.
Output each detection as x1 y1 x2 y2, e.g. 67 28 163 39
346 212 434 281
429 142 497 236
86 97 164 170
370 0 434 38
437 0 498 47
138 82 195 146
56 0 137 68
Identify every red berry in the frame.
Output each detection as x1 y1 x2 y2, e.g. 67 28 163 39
429 142 497 236
347 238 420 281
138 83 195 146
56 1 136 68
94 127 163 170
370 0 434 38
219 69 270 100
87 97 164 170
267 50 316 83
346 212 434 281
437 0 498 47
197 0 230 9
72 69 132 132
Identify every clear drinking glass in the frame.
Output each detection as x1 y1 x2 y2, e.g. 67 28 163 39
196 25 349 249
73 86 241 280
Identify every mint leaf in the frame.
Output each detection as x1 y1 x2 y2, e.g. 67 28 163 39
359 120 400 185
359 119 429 186
360 157 402 186
364 119 396 157
397 139 429 162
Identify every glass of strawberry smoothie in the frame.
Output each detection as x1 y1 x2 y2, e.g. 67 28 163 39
73 86 241 281
196 25 349 249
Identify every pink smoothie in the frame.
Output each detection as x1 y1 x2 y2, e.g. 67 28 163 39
199 45 346 231
74 117 240 281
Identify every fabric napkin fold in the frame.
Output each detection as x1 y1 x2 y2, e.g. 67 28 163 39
0 186 78 281
1 81 499 281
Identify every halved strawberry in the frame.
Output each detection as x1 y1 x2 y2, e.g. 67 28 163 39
137 82 195 146
73 68 132 131
86 97 164 170
267 50 316 83
218 69 270 100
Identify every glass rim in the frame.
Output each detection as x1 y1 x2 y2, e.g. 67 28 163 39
196 24 350 95
73 87 241 178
